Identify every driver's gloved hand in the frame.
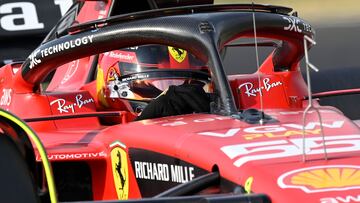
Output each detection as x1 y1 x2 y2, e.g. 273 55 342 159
135 84 210 121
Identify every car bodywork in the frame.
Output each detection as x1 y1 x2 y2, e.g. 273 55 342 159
1 1 360 203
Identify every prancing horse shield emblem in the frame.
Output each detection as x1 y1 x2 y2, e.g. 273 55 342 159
111 145 129 200
168 46 187 63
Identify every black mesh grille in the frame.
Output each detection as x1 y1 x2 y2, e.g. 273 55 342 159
53 162 93 201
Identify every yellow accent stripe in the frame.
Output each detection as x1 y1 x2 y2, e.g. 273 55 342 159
96 66 109 107
0 110 57 203
244 176 253 194
96 65 105 96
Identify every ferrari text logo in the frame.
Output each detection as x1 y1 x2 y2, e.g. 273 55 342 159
111 146 129 200
278 165 360 193
168 46 187 63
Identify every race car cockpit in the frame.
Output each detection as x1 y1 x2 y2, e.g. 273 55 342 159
96 44 213 119
18 5 315 126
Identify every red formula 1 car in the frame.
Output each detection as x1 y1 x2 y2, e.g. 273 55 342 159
1 1 360 203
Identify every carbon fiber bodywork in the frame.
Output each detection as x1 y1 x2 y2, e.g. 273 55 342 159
21 6 314 116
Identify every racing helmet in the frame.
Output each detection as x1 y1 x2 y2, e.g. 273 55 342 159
98 44 212 111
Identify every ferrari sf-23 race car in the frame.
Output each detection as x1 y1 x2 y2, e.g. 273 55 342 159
1 2 360 203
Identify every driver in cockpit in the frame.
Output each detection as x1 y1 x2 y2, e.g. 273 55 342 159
97 45 212 121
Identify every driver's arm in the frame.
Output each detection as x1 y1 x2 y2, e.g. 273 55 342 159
135 84 210 121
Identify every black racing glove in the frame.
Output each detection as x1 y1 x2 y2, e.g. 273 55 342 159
135 84 210 121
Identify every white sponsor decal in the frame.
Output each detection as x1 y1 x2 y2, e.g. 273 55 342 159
321 195 360 203
283 16 302 33
267 109 335 116
199 128 241 138
283 16 312 33
134 161 195 183
221 135 360 167
121 74 149 82
104 51 136 62
154 111 338 127
199 121 344 138
245 121 344 133
50 94 95 114
28 35 94 69
0 88 12 107
40 35 94 57
61 60 79 84
0 2 44 31
37 151 106 161
159 116 231 126
29 49 41 69
238 78 282 97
